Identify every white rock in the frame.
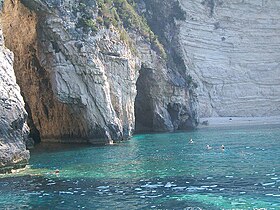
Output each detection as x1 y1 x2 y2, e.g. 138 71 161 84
179 0 280 117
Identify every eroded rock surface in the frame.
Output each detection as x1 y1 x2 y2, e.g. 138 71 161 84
0 0 197 145
0 26 29 171
0 0 198 172
135 0 198 132
2 0 140 144
179 0 280 117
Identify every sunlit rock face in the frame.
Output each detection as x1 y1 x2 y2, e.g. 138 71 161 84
1 0 197 145
0 0 198 163
0 25 29 171
178 0 280 117
2 0 140 144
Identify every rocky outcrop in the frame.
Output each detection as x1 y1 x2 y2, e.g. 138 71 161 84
178 0 280 117
0 0 198 171
138 0 280 119
135 0 198 132
0 25 29 172
0 0 197 147
1 0 279 170
1 0 141 144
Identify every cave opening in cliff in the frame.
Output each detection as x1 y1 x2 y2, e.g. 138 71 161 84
25 103 41 143
134 65 154 133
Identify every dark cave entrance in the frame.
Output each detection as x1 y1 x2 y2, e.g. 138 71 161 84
134 66 154 133
25 100 41 144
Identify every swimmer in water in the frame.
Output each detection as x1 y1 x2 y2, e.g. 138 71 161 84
46 169 60 176
54 169 60 175
206 145 212 149
189 138 194 144
221 145 225 150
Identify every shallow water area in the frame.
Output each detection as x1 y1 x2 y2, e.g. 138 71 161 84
0 125 279 209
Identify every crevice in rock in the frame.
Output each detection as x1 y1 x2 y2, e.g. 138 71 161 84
25 102 41 144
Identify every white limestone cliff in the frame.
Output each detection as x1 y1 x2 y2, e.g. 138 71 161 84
179 0 280 117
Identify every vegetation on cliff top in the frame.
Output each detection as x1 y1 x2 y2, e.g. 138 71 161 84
74 0 166 58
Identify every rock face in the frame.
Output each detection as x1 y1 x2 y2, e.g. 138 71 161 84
135 0 198 132
0 0 197 147
2 0 278 169
2 0 140 144
0 25 29 171
178 0 280 117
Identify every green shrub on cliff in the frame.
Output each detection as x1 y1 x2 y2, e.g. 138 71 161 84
77 17 98 33
74 1 99 33
74 0 166 58
96 0 166 58
85 19 98 32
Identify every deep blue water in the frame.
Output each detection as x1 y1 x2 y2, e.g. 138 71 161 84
0 125 279 209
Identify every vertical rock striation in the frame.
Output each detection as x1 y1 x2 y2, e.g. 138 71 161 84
2 0 140 144
0 0 197 146
0 24 29 172
0 0 198 170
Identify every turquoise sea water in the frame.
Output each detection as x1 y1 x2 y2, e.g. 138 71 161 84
0 125 280 209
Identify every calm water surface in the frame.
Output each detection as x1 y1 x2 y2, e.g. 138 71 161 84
0 125 279 209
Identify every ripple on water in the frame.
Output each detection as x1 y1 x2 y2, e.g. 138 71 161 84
164 182 176 188
96 186 109 189
265 194 274 196
261 182 275 186
186 186 207 192
141 183 163 188
136 190 150 194
1 126 279 209
172 187 186 191
59 191 74 195
146 194 162 198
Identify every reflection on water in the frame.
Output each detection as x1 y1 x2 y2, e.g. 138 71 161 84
0 125 279 209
